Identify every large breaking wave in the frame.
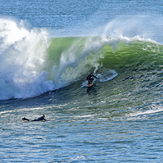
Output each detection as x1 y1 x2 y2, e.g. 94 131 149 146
0 18 162 100
0 18 54 100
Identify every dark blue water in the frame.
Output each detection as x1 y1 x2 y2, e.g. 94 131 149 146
1 0 163 162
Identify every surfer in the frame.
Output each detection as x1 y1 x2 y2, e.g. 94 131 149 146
86 73 98 84
22 115 46 122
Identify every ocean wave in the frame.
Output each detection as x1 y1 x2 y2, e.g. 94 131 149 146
0 18 54 100
0 18 163 100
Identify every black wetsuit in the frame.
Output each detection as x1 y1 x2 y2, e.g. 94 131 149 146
86 74 98 84
32 115 46 121
22 115 46 121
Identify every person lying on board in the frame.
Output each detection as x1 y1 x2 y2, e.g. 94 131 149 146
22 115 46 121
86 73 98 84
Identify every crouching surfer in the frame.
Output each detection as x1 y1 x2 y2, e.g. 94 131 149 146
22 114 46 122
86 73 98 84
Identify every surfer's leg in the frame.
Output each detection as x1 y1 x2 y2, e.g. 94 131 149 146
22 117 29 121
32 119 37 121
90 79 93 83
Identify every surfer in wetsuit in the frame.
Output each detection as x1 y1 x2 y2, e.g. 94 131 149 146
86 73 98 84
22 115 46 122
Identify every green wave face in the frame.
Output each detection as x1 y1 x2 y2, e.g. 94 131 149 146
44 36 163 89
45 37 104 88
42 36 163 113
102 41 163 71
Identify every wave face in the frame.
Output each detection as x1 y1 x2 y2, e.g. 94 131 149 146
0 18 163 100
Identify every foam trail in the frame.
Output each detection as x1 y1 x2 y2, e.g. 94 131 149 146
128 107 163 117
98 70 118 83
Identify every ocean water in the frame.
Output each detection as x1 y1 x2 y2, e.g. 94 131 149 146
1 0 163 162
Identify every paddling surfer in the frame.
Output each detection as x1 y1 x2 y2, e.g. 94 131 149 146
22 115 46 121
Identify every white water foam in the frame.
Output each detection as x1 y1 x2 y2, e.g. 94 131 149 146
98 70 118 83
128 107 163 117
0 18 54 100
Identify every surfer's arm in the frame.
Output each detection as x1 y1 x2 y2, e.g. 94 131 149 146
93 75 98 79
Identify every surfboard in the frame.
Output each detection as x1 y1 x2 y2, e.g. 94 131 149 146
86 80 94 87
